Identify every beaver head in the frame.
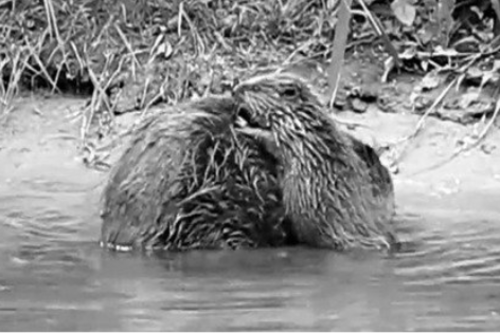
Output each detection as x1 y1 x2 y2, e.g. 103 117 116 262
232 71 347 175
233 71 325 133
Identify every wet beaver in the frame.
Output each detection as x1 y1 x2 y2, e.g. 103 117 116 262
232 71 398 251
100 96 291 251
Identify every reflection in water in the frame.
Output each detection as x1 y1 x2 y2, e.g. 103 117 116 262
1 150 500 331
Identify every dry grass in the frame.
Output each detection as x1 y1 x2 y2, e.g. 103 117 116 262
0 45 26 120
2 1 497 172
0 0 352 144
0 0 342 102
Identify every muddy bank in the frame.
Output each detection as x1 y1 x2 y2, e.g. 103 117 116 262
2 95 500 222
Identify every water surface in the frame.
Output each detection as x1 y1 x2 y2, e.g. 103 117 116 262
1 99 500 331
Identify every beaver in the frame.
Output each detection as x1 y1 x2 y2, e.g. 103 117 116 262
100 96 292 251
232 71 398 251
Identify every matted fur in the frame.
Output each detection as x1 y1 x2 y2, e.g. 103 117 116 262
100 96 290 251
233 72 398 251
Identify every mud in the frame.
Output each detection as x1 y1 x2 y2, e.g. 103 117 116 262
1 94 500 330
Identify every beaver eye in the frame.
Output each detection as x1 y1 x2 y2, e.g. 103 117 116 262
282 86 299 98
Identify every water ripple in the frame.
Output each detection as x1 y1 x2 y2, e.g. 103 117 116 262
1 164 500 330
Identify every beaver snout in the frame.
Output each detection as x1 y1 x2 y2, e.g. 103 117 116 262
235 105 254 126
235 104 272 130
233 113 280 162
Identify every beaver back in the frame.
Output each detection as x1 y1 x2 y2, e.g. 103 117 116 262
101 97 290 251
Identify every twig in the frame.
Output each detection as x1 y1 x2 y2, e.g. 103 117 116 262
397 77 457 144
0 48 24 119
114 23 140 79
393 51 484 164
410 95 500 176
43 0 63 45
356 0 400 67
24 35 61 93
327 0 352 108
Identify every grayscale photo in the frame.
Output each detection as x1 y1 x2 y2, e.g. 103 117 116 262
1 0 499 331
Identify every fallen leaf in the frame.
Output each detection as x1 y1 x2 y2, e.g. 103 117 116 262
457 90 480 109
391 0 416 27
420 71 442 91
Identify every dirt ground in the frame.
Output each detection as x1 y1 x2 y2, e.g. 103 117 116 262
2 89 500 211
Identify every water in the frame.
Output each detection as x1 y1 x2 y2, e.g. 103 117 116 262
1 101 500 331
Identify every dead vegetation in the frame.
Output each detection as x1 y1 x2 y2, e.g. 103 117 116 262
0 0 342 102
1 1 499 106
1 0 500 169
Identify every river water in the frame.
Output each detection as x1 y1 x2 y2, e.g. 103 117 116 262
1 98 500 331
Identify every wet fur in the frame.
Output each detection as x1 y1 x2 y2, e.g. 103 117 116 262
233 72 398 251
101 97 290 251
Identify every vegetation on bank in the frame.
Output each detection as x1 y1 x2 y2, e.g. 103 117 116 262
1 0 499 124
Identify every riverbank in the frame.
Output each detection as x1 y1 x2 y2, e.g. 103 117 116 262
2 92 500 218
